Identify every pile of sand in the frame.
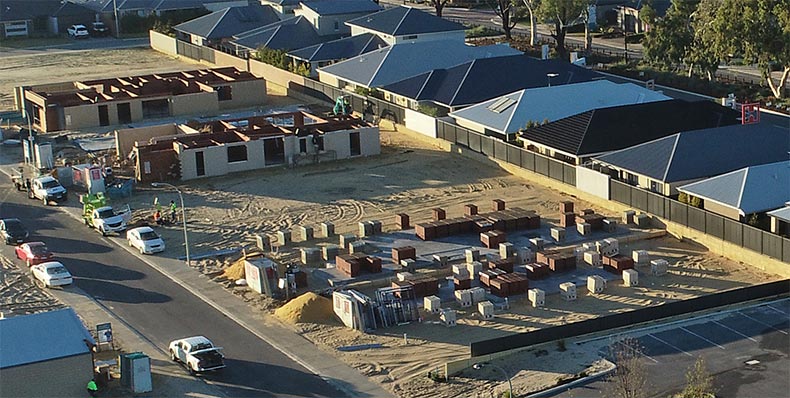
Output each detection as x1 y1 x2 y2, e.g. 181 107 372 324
221 252 265 280
274 292 335 324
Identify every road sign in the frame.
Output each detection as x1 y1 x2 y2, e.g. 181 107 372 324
97 322 113 344
741 103 760 124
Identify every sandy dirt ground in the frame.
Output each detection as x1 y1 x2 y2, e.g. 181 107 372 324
0 48 201 111
0 252 65 316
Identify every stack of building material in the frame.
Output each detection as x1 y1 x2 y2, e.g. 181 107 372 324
650 259 668 276
577 222 591 235
320 221 335 238
489 258 514 273
545 252 577 272
277 229 291 246
467 216 493 233
371 220 382 235
407 277 439 297
478 301 494 319
623 210 636 224
466 261 483 280
632 250 650 264
559 212 576 227
574 247 586 262
291 271 308 288
424 295 441 314
395 213 410 230
322 244 340 261
464 204 478 216
397 272 413 281
339 234 357 249
300 247 321 264
596 238 620 257
576 213 605 230
349 241 366 254
560 201 574 213
523 263 549 279
296 225 313 241
499 242 515 260
581 209 594 215
453 268 471 290
480 230 507 248
432 208 446 221
256 234 272 251
584 251 602 266
465 248 480 263
440 309 456 326
479 268 507 287
455 289 472 307
469 287 486 303
336 254 362 277
392 246 416 263
358 221 374 237
560 282 577 301
400 258 416 272
528 288 545 307
364 256 382 273
415 223 435 240
623 269 639 287
432 254 449 267
602 219 617 232
551 227 565 242
587 275 606 294
489 273 529 297
603 254 635 274
492 199 506 211
635 213 650 228
516 247 535 264
529 237 545 251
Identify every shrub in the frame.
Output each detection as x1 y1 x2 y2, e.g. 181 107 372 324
417 104 441 117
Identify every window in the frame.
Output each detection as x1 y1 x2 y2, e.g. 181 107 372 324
349 132 361 156
227 145 248 163
143 161 151 174
216 86 232 101
312 134 324 151
334 21 339 30
195 151 205 176
404 35 418 40
299 138 307 154
649 180 661 193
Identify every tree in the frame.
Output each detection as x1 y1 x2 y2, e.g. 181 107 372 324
605 337 648 398
642 0 697 71
255 47 288 69
676 356 715 398
538 0 588 62
522 0 541 46
429 0 451 18
488 0 518 40
705 0 790 98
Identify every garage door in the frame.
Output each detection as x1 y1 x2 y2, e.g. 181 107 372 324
4 21 29 37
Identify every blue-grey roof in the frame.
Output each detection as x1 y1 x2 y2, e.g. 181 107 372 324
449 80 671 134
0 0 62 22
678 161 790 215
596 123 790 183
232 15 324 51
767 206 790 222
175 4 281 40
382 55 602 108
82 0 233 13
318 40 522 88
345 5 465 36
300 0 382 16
287 32 387 62
0 308 94 369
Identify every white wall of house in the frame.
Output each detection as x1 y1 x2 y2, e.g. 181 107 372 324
392 30 464 44
190 34 205 46
295 8 366 36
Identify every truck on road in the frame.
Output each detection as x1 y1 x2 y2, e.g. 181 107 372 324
82 193 130 236
29 176 68 205
168 336 225 375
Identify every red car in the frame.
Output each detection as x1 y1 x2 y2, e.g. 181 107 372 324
15 242 54 266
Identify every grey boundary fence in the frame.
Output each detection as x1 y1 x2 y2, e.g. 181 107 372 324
290 79 788 264
176 40 215 63
470 279 790 357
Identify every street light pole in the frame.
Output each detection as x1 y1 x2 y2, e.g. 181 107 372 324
473 362 514 398
151 182 189 265
113 0 120 37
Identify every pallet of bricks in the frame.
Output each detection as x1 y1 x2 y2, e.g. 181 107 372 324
479 268 507 287
483 208 541 232
602 254 634 274
536 250 577 273
489 273 529 297
523 263 550 280
336 253 381 277
415 206 540 241
575 209 605 231
392 277 439 298
415 217 473 240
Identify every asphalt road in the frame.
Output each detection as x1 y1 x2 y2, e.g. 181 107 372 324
0 174 342 398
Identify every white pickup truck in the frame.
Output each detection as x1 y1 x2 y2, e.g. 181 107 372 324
85 205 131 236
29 176 68 205
168 336 226 375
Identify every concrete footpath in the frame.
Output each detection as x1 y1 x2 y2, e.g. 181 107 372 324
0 150 394 398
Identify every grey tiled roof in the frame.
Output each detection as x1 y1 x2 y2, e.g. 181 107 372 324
300 0 382 16
678 161 790 215
0 308 95 369
767 206 790 222
288 33 387 63
232 15 324 51
345 5 465 36
175 4 280 40
596 123 790 183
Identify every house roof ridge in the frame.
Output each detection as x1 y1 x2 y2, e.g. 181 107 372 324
448 60 475 106
392 7 409 36
662 133 680 182
503 89 526 133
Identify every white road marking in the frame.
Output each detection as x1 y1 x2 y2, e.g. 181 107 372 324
766 304 789 316
647 333 693 357
712 320 758 343
680 326 725 350
737 311 789 335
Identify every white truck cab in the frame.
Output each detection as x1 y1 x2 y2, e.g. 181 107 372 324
168 336 225 375
87 205 130 235
29 176 68 205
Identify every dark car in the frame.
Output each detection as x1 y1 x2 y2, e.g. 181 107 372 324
0 218 29 245
91 22 109 37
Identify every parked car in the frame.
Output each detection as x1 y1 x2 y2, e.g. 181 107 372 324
0 218 29 245
91 22 109 37
15 242 54 266
30 261 73 288
28 176 67 205
67 24 89 38
168 336 225 375
127 226 165 254
85 205 131 236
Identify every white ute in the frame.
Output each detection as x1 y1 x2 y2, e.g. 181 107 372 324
29 176 68 205
86 205 131 236
168 336 225 375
